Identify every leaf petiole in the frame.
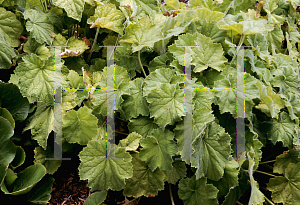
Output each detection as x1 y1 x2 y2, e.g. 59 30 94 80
123 196 141 205
264 195 275 205
114 131 128 135
138 50 147 77
259 159 276 164
254 170 277 177
88 27 100 62
169 183 175 205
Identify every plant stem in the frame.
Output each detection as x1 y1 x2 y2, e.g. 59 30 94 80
259 159 276 164
77 23 79 38
138 50 147 77
68 24 71 38
124 197 141 205
114 131 128 135
169 183 175 205
236 201 243 205
88 27 100 62
230 34 245 65
223 1 232 16
264 195 275 205
260 164 274 170
254 170 277 177
117 117 125 121
40 0 46 12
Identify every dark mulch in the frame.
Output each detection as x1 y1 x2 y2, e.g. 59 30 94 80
49 170 90 204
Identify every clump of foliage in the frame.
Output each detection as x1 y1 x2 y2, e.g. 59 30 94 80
1 0 300 204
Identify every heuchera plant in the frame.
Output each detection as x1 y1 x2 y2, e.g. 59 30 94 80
1 0 300 204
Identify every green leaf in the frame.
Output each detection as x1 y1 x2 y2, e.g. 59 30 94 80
246 34 269 59
91 65 130 115
191 33 228 72
0 108 15 129
178 175 219 205
192 85 215 110
83 191 107 205
164 0 180 10
163 160 187 185
23 102 54 150
78 138 133 191
176 7 224 28
0 82 29 121
52 0 85 21
119 132 142 151
45 10 63 33
0 117 16 165
267 111 297 148
189 0 222 10
283 92 300 122
26 175 54 204
267 162 300 204
10 146 25 169
120 16 164 52
209 160 239 198
248 158 265 205
62 106 98 145
255 81 285 119
273 150 300 174
245 49 270 80
263 0 286 26
143 68 183 97
153 15 185 55
266 25 284 55
2 163 46 195
14 54 58 104
168 33 227 72
64 56 89 75
187 19 227 43
128 116 159 138
4 168 17 187
245 130 263 170
213 71 237 105
269 54 299 95
59 37 89 58
62 90 81 112
191 122 231 181
146 83 184 129
87 2 125 34
174 107 215 160
139 128 177 171
222 186 244 205
34 146 62 175
168 33 198 67
217 13 274 35
213 72 260 118
148 52 173 72
23 9 56 45
52 32 66 45
123 153 165 197
120 78 149 120
23 36 50 60
0 163 8 187
118 0 158 19
0 34 17 69
0 7 23 47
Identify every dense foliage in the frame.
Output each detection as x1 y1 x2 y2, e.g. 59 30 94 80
1 0 300 204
